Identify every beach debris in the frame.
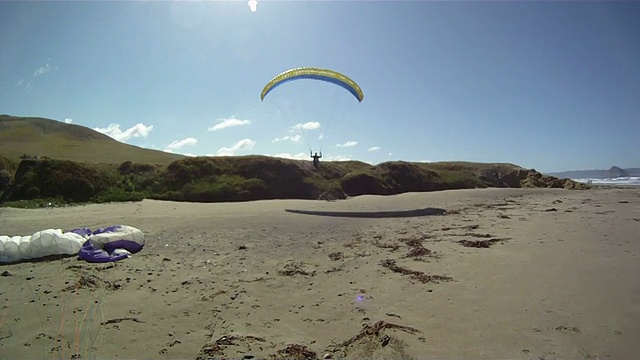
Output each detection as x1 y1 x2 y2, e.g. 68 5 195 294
458 238 508 248
100 317 144 326
339 320 421 348
381 335 391 347
62 270 122 292
372 239 401 252
1 270 11 277
323 265 343 274
0 326 12 341
380 259 452 284
554 325 580 333
399 236 433 259
195 335 267 360
328 252 343 261
274 343 318 360
277 261 316 277
200 290 226 302
464 233 493 238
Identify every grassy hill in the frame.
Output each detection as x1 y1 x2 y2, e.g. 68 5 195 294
0 115 185 165
0 115 589 207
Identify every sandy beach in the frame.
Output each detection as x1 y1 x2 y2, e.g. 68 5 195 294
1 187 639 359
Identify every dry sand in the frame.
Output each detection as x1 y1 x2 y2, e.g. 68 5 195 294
0 187 639 359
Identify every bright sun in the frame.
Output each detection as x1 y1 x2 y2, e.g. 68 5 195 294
248 0 257 12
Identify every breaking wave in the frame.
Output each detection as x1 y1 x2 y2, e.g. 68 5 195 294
573 177 640 186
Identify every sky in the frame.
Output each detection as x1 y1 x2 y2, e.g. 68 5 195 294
1 1 639 173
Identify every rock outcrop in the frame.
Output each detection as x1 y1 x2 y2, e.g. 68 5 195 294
476 167 588 190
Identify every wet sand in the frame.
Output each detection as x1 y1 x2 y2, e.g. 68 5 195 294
1 187 639 359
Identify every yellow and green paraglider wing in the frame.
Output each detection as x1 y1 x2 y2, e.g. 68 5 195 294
260 67 364 102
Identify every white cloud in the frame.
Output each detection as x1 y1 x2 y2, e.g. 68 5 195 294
272 134 301 143
291 121 321 131
208 116 251 131
248 0 257 12
33 63 57 77
336 141 358 148
166 137 198 150
367 146 381 152
165 149 196 157
94 123 154 142
388 152 393 156
15 78 32 90
325 154 352 161
216 138 255 156
64 118 73 124
265 152 352 162
269 152 309 160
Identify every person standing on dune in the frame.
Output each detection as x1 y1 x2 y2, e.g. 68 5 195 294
311 151 322 168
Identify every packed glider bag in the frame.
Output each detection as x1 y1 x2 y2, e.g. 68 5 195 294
1 225 145 263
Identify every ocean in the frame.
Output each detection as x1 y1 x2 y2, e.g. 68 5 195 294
573 176 640 186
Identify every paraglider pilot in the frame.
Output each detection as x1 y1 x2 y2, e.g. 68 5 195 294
311 151 322 168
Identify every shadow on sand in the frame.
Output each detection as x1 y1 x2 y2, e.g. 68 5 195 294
284 207 447 219
0 253 77 266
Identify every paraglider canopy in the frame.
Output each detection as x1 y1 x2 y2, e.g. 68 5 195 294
261 67 364 103
260 66 364 156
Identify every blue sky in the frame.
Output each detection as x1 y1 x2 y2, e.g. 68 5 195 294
1 1 639 173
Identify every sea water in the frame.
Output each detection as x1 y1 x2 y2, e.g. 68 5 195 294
574 176 640 186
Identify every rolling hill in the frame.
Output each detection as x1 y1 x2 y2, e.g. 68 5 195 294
0 114 185 165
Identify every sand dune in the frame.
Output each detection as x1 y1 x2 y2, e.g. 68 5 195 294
1 188 639 359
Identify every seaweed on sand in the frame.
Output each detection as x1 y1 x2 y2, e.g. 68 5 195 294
380 259 452 284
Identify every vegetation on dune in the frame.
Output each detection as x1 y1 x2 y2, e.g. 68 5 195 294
0 156 589 208
0 155 16 192
0 115 590 207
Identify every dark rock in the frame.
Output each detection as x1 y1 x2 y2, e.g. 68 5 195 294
0 169 12 191
476 168 506 187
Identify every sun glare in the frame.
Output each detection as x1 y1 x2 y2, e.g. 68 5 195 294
248 0 257 12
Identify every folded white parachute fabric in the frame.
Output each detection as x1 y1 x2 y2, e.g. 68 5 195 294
75 225 145 263
0 229 85 263
0 225 145 264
